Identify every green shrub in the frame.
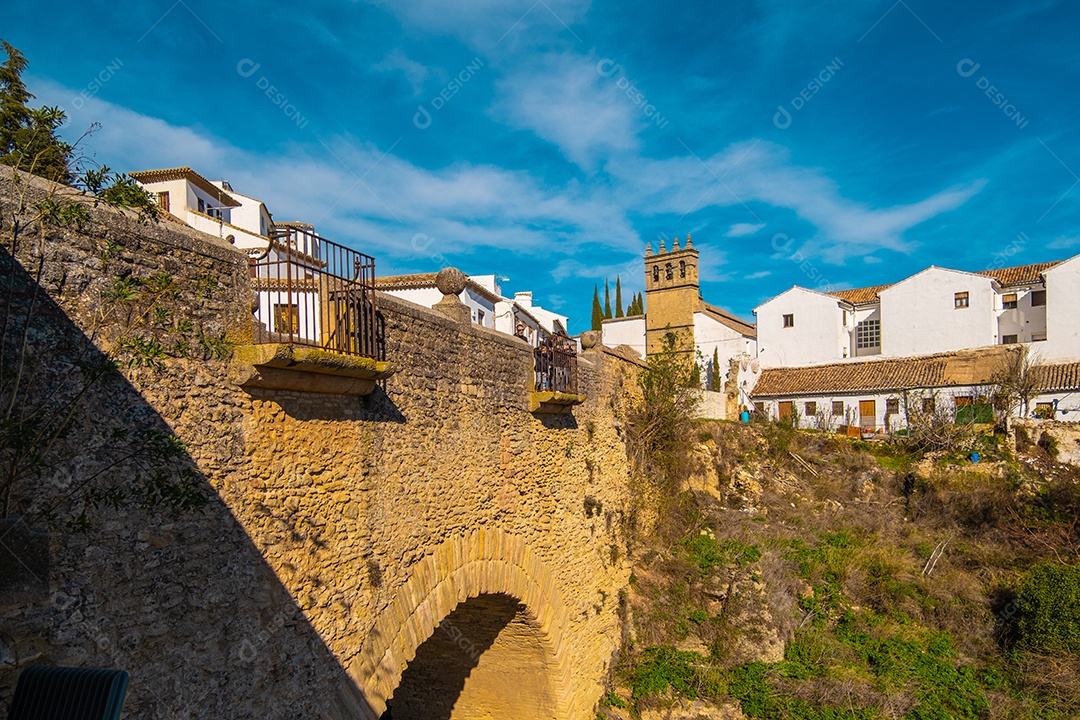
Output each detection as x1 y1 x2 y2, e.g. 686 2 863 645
629 646 722 700
680 534 761 573
1016 563 1080 655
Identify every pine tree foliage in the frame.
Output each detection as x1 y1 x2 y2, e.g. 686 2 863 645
603 279 612 319
615 276 624 318
0 40 73 183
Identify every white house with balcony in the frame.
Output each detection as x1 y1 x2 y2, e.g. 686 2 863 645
129 167 272 251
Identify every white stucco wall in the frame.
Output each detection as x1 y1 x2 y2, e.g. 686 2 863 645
601 316 645 358
851 306 882 358
755 288 844 368
996 285 1047 346
755 386 991 433
1043 255 1080 361
694 312 755 395
879 268 996 357
380 286 496 329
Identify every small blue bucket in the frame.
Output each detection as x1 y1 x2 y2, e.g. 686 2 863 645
970 452 980 464
740 411 750 423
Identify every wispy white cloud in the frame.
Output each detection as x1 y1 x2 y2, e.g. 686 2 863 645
373 49 430 96
744 270 771 280
35 76 638 272
727 222 765 237
1047 235 1080 250
610 141 985 262
490 52 639 170
362 0 590 49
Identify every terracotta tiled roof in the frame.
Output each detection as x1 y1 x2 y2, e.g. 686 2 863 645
128 167 242 208
1035 361 1080 392
826 284 893 305
822 260 1067 305
699 301 757 338
751 346 1022 397
975 261 1063 286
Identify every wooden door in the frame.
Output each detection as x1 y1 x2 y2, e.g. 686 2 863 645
778 401 794 422
859 400 876 432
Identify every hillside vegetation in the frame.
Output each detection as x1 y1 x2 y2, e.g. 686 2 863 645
604 420 1080 720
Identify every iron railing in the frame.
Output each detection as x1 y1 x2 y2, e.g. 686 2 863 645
534 340 578 394
250 226 379 359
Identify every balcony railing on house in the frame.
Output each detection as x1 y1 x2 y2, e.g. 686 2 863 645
250 226 379 359
534 340 578 394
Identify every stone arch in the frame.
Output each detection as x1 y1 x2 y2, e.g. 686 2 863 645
348 529 578 719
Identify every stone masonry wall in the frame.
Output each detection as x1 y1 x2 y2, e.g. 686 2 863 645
0 171 639 718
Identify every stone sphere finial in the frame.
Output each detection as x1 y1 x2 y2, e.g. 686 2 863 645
435 267 468 296
580 330 601 350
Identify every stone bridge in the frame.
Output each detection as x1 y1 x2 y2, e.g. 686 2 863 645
0 174 641 719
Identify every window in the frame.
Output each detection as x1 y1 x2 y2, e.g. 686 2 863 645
197 197 206 213
782 314 795 328
832 401 844 416
805 401 817 416
1001 334 1018 344
856 319 881 349
652 265 659 282
922 397 935 414
1002 293 1018 309
665 263 673 280
753 402 765 417
1031 290 1046 307
886 398 899 415
954 291 969 309
680 260 686 278
273 304 299 334
476 309 486 326
156 191 170 212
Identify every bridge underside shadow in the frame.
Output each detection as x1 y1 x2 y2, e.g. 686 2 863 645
381 593 557 720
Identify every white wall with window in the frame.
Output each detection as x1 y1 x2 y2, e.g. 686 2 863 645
755 387 989 433
754 287 846 368
996 285 1047 345
852 306 882 357
879 268 996 357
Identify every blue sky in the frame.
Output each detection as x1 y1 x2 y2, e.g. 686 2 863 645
7 0 1080 330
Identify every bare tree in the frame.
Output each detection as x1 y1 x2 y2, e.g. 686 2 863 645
992 347 1043 421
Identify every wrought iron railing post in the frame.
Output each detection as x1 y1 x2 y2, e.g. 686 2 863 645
252 226 378 359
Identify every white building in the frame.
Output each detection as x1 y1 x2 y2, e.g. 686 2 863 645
129 167 272 251
753 259 1073 368
750 256 1080 424
376 271 572 342
469 276 570 344
375 273 500 330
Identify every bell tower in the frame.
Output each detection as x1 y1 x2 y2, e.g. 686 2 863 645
644 234 700 356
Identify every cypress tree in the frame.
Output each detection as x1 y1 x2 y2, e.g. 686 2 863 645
614 276 624 318
591 285 603 331
603 279 612 319
712 347 720 391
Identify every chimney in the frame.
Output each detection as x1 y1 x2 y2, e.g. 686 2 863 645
514 291 533 308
